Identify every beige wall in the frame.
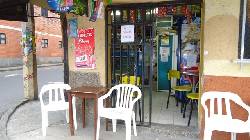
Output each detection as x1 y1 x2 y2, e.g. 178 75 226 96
204 0 250 77
67 14 106 86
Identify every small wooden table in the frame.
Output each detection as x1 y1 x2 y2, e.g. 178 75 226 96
67 86 108 140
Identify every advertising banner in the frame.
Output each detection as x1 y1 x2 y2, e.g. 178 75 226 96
48 0 74 12
68 18 78 38
75 28 96 69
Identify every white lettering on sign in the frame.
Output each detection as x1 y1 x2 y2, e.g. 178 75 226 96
121 25 134 43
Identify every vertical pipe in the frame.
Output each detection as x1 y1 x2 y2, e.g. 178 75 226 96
112 10 116 84
177 17 182 72
240 0 247 69
105 8 109 87
127 44 129 76
141 22 146 124
149 25 153 126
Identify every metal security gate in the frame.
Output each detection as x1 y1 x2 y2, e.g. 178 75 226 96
105 1 202 126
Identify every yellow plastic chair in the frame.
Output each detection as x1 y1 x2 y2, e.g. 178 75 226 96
129 76 141 86
166 70 192 113
121 76 141 86
183 82 199 126
122 75 129 84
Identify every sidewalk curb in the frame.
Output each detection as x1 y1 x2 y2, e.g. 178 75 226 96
0 63 63 72
0 99 29 140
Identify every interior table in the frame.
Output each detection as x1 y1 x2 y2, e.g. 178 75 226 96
67 86 108 140
181 71 199 92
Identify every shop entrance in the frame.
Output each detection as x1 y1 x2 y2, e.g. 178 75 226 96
105 1 201 127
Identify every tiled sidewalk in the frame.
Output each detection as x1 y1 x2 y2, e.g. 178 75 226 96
7 100 199 140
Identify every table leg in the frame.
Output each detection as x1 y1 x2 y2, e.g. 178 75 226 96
105 97 112 131
82 98 85 128
68 93 74 136
94 98 98 140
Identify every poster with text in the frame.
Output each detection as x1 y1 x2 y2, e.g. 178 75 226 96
68 18 78 37
75 28 96 69
121 25 134 43
48 0 74 12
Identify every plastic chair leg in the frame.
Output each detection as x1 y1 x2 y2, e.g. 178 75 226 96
112 119 117 132
66 109 69 123
72 96 77 130
231 133 236 140
96 116 100 140
125 119 132 140
132 112 137 136
204 129 212 140
41 110 48 136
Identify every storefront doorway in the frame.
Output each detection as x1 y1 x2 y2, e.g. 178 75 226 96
105 1 202 127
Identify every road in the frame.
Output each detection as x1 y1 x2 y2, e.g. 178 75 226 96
0 65 63 114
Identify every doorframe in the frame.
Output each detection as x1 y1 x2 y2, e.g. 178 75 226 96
105 0 203 127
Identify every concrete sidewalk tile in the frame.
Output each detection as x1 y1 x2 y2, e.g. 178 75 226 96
6 100 199 140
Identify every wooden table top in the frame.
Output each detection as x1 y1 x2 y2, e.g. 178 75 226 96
68 86 108 95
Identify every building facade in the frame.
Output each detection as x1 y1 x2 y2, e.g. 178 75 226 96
13 0 250 140
0 5 63 67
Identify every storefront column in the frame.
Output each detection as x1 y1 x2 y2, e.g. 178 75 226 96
21 3 38 100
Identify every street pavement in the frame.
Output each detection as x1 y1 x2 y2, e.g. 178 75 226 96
0 64 64 139
0 65 64 115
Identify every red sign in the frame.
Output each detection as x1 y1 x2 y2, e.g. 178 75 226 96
75 28 96 69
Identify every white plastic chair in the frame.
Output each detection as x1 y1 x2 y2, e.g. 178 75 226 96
201 91 250 140
39 83 77 136
96 84 142 140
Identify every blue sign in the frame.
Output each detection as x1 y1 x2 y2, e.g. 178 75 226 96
48 0 74 12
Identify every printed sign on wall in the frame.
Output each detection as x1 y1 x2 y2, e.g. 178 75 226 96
68 18 78 38
121 25 134 43
75 28 96 69
48 0 74 12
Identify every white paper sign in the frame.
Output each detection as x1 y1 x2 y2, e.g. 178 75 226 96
121 25 134 43
160 47 170 62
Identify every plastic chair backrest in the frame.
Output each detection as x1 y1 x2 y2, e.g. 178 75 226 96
111 84 142 109
39 83 71 107
168 70 181 80
201 91 250 121
129 76 141 85
121 75 129 84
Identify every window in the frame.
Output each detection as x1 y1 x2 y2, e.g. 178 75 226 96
41 39 48 48
0 33 6 44
41 8 48 17
59 41 63 48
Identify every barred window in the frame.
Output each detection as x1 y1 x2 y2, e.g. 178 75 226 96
59 41 63 48
0 33 6 44
41 39 48 48
41 8 48 17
